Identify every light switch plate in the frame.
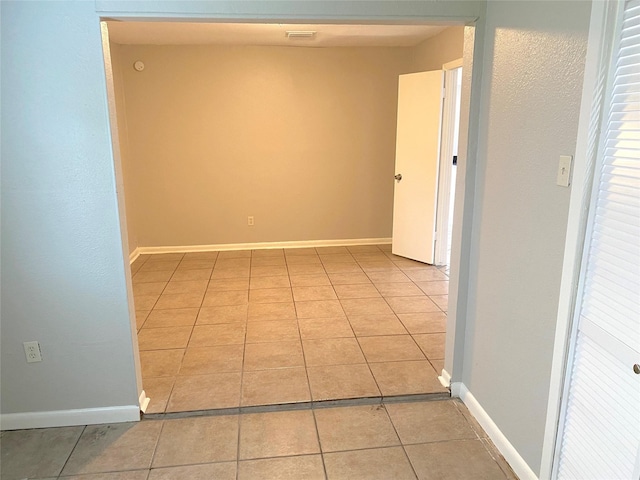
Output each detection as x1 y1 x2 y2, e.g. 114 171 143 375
557 155 573 187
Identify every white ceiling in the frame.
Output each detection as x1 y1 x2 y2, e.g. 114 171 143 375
106 22 447 47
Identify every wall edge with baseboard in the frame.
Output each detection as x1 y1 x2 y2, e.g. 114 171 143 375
452 382 538 480
439 368 452 388
130 237 392 262
129 247 141 264
0 405 141 431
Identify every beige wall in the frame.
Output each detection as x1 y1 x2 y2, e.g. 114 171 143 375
113 29 463 249
410 26 465 71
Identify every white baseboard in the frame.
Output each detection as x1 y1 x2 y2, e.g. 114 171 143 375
139 390 150 414
450 381 463 397
439 368 452 388
456 383 538 480
129 247 140 264
0 405 141 431
130 237 392 263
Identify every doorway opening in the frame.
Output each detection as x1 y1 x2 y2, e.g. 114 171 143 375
101 21 468 414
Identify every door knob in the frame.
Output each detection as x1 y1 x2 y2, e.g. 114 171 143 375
394 174 402 182
633 364 640 374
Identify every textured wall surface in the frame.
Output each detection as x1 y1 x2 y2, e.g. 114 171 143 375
461 1 592 474
0 1 138 416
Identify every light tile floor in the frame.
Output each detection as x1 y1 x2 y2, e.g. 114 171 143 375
131 245 450 413
0 399 518 480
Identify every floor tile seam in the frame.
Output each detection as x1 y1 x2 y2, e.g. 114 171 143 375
320 442 420 478
289 306 314 400
57 466 152 478
244 442 416 462
352 296 428 361
233 280 250 419
145 405 167 470
134 254 151 267
425 357 445 374
53 424 87 478
136 276 174 313
399 443 421 479
313 404 402 456
237 452 324 470
337 299 377 391
352 330 423 339
354 334 426 364
146 393 452 420
310 396 330 479
319 444 409 458
128 459 239 472
235 340 245 480
148 407 242 420
237 450 326 463
365 357 440 366
156 369 179 414
288 267 313 405
162 342 189 400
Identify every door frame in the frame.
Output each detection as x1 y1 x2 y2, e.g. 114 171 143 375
96 1 483 423
539 1 622 478
434 58 463 267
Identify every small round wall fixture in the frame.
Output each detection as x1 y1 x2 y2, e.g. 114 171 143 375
133 60 145 72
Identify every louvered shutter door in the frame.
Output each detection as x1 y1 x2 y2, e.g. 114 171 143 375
556 1 640 479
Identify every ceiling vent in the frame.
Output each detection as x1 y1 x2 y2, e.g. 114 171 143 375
286 31 317 39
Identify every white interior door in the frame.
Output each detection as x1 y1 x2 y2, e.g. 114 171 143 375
392 70 444 264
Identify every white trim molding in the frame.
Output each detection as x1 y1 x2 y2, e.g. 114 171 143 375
438 368 452 388
434 58 463 266
130 237 392 262
139 390 150 414
455 383 538 480
129 247 141 264
0 405 141 431
450 381 463 398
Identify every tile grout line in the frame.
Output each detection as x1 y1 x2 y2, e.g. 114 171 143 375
146 415 166 474
353 245 400 395
162 253 206 413
159 253 214 413
54 425 86 478
141 392 449 420
135 257 180 414
236 252 252 407
312 414 329 480
287 252 314 407
377 402 421 480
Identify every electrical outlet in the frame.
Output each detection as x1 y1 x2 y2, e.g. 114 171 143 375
23 341 42 363
248 216 254 226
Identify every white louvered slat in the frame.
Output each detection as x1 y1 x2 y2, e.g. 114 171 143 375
556 1 640 479
558 333 640 480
